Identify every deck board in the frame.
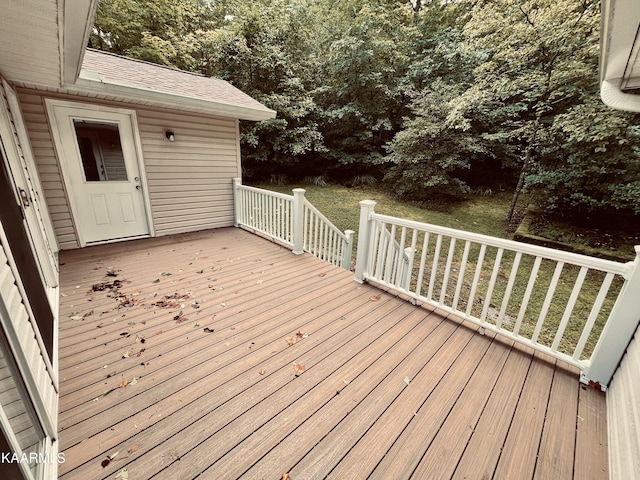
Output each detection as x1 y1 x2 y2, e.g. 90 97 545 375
57 227 609 480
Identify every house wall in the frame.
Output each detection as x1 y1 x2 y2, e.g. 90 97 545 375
16 88 242 250
607 322 640 479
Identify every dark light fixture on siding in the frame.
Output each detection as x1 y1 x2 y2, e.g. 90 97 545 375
165 130 175 142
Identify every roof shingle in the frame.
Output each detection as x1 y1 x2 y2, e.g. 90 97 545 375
79 49 274 119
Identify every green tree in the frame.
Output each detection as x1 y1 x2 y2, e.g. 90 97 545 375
201 0 327 177
527 95 640 215
90 0 220 71
460 0 604 220
384 80 490 199
311 1 415 181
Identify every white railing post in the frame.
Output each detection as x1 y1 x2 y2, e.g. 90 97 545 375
354 200 377 283
400 246 413 288
232 177 242 227
583 246 640 388
342 230 355 269
292 188 305 255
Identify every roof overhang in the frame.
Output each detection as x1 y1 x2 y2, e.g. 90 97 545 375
600 0 640 111
68 71 276 122
0 0 98 88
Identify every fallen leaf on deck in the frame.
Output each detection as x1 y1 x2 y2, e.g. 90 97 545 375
115 468 128 479
120 332 130 337
404 376 411 386
127 444 139 455
91 280 124 292
286 337 297 346
136 348 146 357
282 473 293 480
82 310 94 319
130 377 138 385
106 267 118 277
118 380 129 388
258 369 266 375
135 335 145 343
196 269 204 274
318 273 326 277
152 279 160 283
295 331 308 339
101 451 120 467
293 363 306 375
122 350 132 358
203 327 215 333
160 272 172 276
155 330 163 335
370 295 381 302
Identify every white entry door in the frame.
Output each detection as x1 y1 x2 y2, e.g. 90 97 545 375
47 101 151 245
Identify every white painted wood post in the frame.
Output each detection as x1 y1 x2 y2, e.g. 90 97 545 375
292 188 305 255
583 246 640 389
354 200 377 283
400 246 413 288
342 230 355 269
232 178 242 227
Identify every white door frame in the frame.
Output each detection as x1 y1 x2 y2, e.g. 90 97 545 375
46 99 154 247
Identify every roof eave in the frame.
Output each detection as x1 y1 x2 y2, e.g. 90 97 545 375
70 74 277 121
62 0 100 86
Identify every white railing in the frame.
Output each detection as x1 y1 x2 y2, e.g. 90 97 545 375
233 178 354 269
354 200 639 388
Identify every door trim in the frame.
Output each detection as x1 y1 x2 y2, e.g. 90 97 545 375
45 99 154 247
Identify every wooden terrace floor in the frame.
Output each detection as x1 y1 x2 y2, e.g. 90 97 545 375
57 228 608 480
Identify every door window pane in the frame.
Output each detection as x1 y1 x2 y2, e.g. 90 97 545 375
73 121 128 182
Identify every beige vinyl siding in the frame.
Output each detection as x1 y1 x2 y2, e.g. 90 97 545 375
0 232 58 438
135 109 240 236
16 88 241 248
17 89 79 249
607 324 640 480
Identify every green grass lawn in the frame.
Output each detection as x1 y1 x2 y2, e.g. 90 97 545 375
253 183 512 238
252 182 625 359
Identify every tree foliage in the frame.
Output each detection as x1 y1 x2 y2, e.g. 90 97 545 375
92 0 640 222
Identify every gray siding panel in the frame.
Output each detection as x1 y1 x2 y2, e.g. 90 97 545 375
608 324 640 480
16 88 241 248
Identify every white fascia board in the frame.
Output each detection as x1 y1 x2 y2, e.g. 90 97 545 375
69 74 277 121
58 0 100 87
600 0 640 112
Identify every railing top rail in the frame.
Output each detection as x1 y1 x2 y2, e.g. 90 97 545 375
236 183 293 201
303 198 350 240
370 211 631 276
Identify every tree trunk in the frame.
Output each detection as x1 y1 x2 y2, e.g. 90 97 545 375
507 115 542 222
507 156 530 222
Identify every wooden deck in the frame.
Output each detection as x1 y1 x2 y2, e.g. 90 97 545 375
57 227 608 480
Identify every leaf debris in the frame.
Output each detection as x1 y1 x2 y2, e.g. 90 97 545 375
100 450 119 468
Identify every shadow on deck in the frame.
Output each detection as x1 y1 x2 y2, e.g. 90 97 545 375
57 227 607 479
